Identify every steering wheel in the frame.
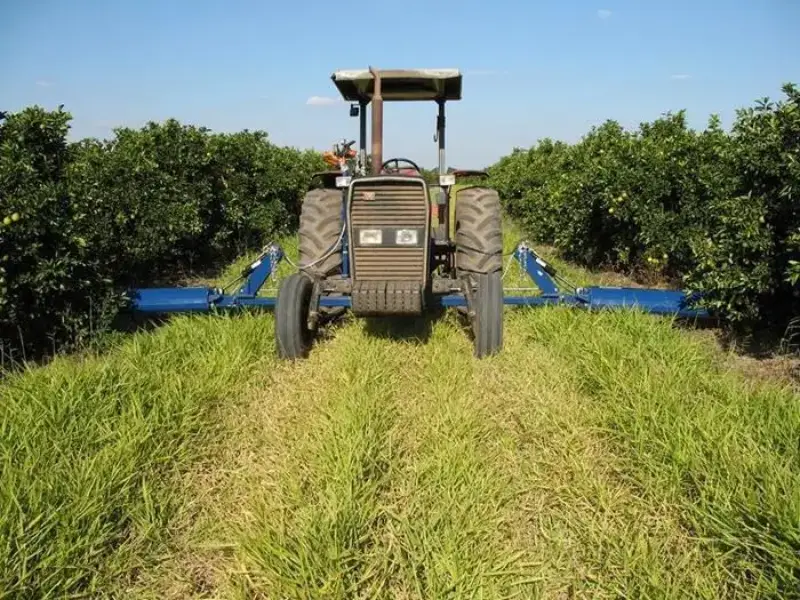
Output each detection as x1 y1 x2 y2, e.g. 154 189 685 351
381 157 422 174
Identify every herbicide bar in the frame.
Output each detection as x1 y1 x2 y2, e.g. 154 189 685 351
127 242 709 320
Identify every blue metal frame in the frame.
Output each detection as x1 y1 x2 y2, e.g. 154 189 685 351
236 245 284 297
127 241 709 319
127 244 283 313
514 243 560 297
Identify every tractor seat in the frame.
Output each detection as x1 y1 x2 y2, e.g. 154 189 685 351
380 158 422 177
397 168 420 176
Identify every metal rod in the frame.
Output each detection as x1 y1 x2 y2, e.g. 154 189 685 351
369 66 382 175
437 100 446 176
437 100 448 243
359 100 367 174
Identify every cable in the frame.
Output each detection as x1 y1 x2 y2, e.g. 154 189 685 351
495 240 581 296
280 220 347 272
219 217 345 294
553 272 580 295
219 273 245 293
501 252 517 281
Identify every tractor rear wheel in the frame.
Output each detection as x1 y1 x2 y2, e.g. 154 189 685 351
275 272 315 359
298 187 345 320
298 188 344 277
454 186 504 358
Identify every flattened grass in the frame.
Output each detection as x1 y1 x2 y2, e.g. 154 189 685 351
234 333 402 597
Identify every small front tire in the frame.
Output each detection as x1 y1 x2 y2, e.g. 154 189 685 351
275 273 315 360
472 271 503 358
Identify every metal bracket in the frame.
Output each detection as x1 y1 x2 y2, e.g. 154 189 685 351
235 243 283 299
515 242 560 297
460 275 477 318
307 277 323 330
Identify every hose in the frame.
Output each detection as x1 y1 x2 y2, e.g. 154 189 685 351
280 219 347 272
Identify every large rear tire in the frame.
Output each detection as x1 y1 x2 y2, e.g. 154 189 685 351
275 272 315 360
298 188 344 278
454 186 504 358
298 187 345 319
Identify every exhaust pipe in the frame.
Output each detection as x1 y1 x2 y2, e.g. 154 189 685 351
369 66 382 175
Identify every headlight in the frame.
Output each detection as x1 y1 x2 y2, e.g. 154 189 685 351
395 229 418 245
359 229 382 245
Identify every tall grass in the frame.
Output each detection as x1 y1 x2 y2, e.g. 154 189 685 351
527 307 800 597
211 232 799 599
0 313 274 598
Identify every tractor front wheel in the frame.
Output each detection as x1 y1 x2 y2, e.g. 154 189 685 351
275 272 315 360
472 271 503 358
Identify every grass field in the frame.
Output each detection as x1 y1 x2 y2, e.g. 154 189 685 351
1 219 798 599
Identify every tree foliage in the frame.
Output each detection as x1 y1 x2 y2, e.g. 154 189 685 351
489 84 800 329
0 108 325 361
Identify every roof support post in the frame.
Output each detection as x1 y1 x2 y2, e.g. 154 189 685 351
436 99 448 242
359 99 368 175
369 66 383 175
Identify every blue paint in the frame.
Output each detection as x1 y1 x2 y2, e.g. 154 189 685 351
235 245 283 297
514 245 559 296
127 287 216 312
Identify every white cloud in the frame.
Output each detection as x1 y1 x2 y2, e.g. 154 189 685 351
35 80 54 87
306 95 340 106
670 74 691 80
597 9 612 19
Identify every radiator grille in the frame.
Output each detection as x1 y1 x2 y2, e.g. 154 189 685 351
349 179 429 281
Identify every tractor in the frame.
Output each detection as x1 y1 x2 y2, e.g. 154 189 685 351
278 67 505 359
126 68 710 359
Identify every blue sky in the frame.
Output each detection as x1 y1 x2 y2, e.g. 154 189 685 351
3 0 799 167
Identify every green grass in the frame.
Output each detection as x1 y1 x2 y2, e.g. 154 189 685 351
528 308 800 597
204 309 797 599
0 313 276 598
1 223 798 599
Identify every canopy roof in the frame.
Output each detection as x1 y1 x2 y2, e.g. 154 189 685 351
331 68 462 102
